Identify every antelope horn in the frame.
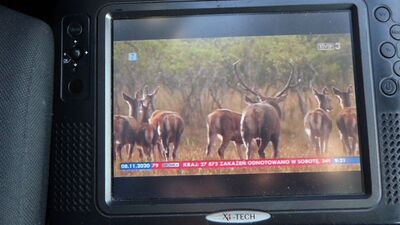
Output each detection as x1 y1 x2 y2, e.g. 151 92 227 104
134 88 142 99
288 60 300 89
150 86 160 96
142 85 149 96
275 62 295 97
233 60 266 99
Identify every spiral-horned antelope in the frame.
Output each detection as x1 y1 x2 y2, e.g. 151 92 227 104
234 60 295 159
142 86 185 161
333 85 358 155
113 90 142 161
304 87 333 155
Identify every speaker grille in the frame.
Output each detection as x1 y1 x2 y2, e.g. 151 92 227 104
380 113 400 205
50 122 93 212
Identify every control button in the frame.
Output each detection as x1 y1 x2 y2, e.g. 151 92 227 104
63 57 71 64
390 25 400 40
394 61 400 76
380 42 396 58
381 78 397 96
68 79 84 94
375 7 391 22
70 47 82 60
67 22 83 37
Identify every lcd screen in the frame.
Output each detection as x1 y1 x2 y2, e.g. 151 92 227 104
111 11 365 200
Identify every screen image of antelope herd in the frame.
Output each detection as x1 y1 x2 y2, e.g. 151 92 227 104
113 34 361 177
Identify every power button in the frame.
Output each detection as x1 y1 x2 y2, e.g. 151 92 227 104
67 22 83 37
381 78 397 96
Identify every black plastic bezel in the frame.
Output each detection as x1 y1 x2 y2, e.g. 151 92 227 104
96 0 380 216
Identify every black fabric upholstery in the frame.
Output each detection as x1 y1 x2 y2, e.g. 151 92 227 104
0 5 54 225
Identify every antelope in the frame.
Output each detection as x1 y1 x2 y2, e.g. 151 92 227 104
142 86 159 123
113 90 142 161
234 60 295 159
333 85 358 155
143 86 185 161
113 116 132 161
123 90 159 161
206 109 244 159
304 87 333 155
152 111 184 160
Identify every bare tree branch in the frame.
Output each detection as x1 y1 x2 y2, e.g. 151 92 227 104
209 88 223 108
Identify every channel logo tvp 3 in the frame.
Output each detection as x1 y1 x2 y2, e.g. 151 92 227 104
206 210 271 224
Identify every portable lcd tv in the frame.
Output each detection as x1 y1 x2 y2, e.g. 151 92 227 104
48 0 400 224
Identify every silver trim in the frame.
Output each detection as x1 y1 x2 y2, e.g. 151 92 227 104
104 13 112 204
206 210 271 224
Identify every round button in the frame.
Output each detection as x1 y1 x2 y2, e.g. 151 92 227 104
390 25 400 40
68 79 84 94
380 42 396 58
70 47 82 60
67 22 83 37
394 61 400 76
381 78 397 96
375 7 391 22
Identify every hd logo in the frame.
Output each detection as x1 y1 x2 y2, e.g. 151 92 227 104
206 210 271 224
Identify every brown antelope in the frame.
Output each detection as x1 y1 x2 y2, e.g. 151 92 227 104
113 115 140 161
234 60 295 159
123 91 159 161
206 109 244 159
333 85 358 155
113 90 143 161
152 111 184 160
143 87 185 161
304 87 333 155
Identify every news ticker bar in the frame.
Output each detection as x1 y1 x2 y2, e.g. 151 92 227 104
119 157 360 171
